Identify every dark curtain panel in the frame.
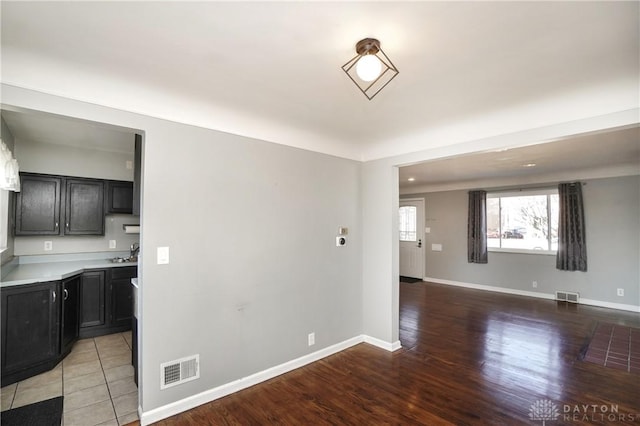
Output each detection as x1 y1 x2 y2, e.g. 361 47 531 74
468 190 488 264
556 182 587 271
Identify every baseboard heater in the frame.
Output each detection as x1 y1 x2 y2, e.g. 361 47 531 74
556 290 580 303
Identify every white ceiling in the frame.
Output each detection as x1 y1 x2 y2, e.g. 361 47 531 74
399 126 640 193
1 1 638 162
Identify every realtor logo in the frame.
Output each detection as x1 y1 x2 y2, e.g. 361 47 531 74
529 399 560 425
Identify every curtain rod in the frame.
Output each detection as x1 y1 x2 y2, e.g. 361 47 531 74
477 181 586 194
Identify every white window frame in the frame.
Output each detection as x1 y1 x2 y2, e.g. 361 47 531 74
487 188 558 256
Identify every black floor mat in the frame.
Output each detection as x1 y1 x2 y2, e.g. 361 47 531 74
1 396 63 426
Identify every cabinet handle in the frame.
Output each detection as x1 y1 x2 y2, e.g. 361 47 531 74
66 223 69 229
55 222 59 229
52 290 56 303
64 289 69 300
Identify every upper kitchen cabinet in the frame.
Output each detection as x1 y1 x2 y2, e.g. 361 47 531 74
106 180 134 214
132 133 142 216
14 173 105 236
14 174 62 235
65 178 105 235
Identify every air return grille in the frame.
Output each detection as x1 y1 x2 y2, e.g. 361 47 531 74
160 354 199 390
556 291 580 303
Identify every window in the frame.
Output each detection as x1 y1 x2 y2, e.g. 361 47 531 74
487 189 558 253
399 206 417 241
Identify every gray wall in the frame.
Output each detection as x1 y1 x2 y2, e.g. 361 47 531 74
12 137 138 255
2 85 363 413
13 214 139 256
402 175 640 308
15 137 134 181
362 160 399 345
1 116 16 264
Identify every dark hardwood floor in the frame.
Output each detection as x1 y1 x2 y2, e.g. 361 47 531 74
148 282 640 425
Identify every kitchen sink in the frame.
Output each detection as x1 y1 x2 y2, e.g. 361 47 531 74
110 256 137 263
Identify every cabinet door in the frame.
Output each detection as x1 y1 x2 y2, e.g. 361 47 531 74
133 134 141 217
14 174 62 235
61 275 80 355
111 267 135 328
1 282 60 375
106 181 134 214
65 178 105 235
80 271 106 328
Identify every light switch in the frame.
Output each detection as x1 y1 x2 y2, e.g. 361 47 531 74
425 227 431 233
157 246 170 264
431 243 443 252
109 240 117 249
126 160 133 170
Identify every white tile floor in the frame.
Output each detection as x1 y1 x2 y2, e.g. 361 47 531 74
1 331 138 426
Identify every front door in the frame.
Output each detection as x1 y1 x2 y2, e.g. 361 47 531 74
399 199 425 279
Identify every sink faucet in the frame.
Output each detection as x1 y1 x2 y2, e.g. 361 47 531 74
130 243 140 259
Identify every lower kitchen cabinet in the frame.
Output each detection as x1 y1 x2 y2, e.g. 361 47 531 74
1 281 61 386
80 270 106 329
111 267 134 328
80 266 136 338
61 275 81 356
1 265 137 385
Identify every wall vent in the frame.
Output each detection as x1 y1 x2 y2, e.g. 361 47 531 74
556 291 580 303
160 354 199 390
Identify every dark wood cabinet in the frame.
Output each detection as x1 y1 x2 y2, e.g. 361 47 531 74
132 315 138 386
111 267 134 328
79 266 136 338
61 275 81 356
1 266 136 385
80 270 106 329
106 180 134 214
64 178 104 235
14 175 62 235
1 281 60 385
133 134 142 216
14 173 106 236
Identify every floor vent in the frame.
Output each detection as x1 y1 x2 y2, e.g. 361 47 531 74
160 354 199 390
556 291 580 303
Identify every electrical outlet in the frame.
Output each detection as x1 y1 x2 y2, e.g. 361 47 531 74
44 241 53 251
126 160 133 170
532 281 538 288
109 240 117 249
617 288 624 297
308 332 315 346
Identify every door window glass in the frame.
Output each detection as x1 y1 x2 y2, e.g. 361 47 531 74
399 206 417 241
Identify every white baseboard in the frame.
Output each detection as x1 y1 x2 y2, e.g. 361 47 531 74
580 298 640 313
424 277 640 313
140 334 399 425
424 277 556 301
363 335 402 352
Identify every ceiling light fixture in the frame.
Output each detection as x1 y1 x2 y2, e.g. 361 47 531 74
342 38 399 100
408 177 416 182
522 163 537 168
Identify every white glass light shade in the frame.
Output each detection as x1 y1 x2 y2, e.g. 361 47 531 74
356 54 382 82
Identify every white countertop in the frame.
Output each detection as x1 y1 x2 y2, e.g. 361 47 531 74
1 252 138 287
